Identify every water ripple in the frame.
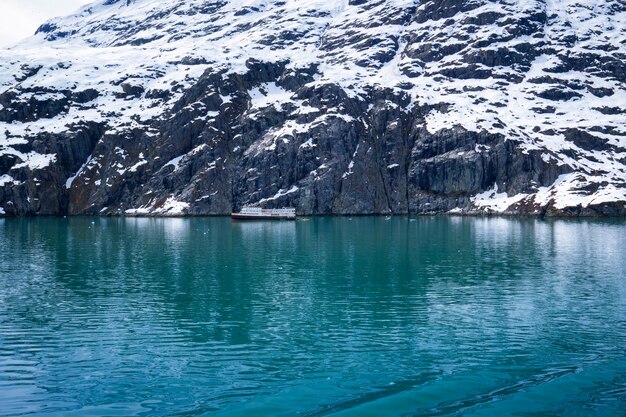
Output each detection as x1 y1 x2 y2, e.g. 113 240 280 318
0 217 624 417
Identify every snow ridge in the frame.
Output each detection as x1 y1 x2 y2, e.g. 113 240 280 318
0 0 625 215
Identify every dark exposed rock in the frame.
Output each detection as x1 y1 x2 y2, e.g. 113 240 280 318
1 0 625 217
534 88 583 101
72 89 100 104
531 106 556 114
588 87 614 97
120 83 145 98
562 129 611 152
0 89 70 123
15 65 43 82
406 127 570 212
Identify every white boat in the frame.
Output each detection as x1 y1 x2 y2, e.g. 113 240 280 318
231 207 296 220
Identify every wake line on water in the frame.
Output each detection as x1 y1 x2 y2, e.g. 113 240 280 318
299 371 443 417
404 365 581 417
300 366 580 417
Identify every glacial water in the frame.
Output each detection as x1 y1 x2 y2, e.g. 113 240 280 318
0 216 625 417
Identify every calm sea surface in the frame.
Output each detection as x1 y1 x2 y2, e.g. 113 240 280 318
0 217 625 417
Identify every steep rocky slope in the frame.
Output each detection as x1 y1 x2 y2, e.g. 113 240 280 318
0 0 625 216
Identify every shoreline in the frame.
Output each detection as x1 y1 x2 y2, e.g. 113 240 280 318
2 212 626 220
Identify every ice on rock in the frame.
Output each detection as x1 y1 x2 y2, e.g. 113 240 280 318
0 0 624 215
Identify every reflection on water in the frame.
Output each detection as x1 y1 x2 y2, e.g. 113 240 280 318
0 217 625 417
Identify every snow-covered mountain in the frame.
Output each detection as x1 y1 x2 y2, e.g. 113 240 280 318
0 0 625 216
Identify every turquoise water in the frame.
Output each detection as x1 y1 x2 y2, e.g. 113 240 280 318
0 217 625 417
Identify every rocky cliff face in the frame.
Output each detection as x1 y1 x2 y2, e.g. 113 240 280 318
0 0 625 216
